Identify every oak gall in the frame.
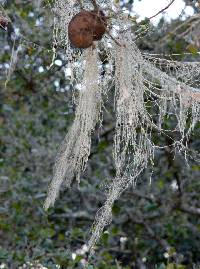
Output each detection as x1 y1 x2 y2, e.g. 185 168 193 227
68 10 106 49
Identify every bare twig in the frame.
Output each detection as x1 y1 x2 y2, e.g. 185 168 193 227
179 204 200 216
127 190 160 204
148 0 175 20
90 0 99 10
88 9 124 47
120 0 175 35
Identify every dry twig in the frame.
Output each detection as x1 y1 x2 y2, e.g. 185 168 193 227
148 0 176 20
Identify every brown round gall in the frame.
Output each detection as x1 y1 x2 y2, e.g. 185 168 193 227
68 10 107 49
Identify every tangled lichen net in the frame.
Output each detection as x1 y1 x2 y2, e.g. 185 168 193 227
44 0 200 252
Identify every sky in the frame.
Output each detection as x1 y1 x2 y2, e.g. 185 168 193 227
131 0 194 24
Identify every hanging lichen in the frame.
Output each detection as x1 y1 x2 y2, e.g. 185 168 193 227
44 0 200 253
44 47 102 210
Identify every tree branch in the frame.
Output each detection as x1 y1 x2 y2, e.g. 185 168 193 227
179 204 200 216
148 0 175 20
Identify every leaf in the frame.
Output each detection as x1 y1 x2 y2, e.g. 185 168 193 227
187 44 198 55
167 263 186 269
156 264 166 269
111 226 119 235
168 247 176 256
101 231 109 246
112 204 121 215
40 228 55 238
86 265 94 269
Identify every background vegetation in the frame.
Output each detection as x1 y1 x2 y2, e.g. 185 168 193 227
0 0 200 268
